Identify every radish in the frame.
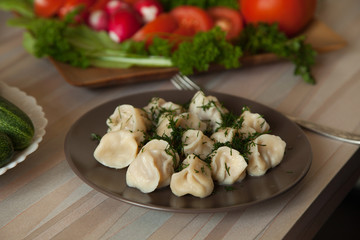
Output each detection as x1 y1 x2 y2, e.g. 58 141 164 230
105 0 132 16
108 9 142 43
88 9 109 31
133 0 163 23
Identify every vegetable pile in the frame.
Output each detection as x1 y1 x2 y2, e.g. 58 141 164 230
0 0 317 84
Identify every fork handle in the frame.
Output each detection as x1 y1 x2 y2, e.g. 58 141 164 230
285 115 360 145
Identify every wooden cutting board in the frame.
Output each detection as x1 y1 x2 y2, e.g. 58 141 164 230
50 19 347 88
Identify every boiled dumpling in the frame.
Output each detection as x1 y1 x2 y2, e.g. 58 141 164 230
238 124 257 139
126 139 179 193
156 114 175 137
211 127 238 143
182 129 214 160
177 112 207 132
156 113 207 138
94 130 139 169
189 91 228 131
247 134 286 176
170 154 214 198
211 125 257 143
107 104 151 142
210 146 247 185
241 110 270 133
143 97 166 121
143 97 183 122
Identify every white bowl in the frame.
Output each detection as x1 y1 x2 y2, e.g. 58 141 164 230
0 82 47 175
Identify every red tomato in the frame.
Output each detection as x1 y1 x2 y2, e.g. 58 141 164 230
240 0 317 36
58 0 96 20
170 6 214 36
208 7 244 40
34 0 65 18
89 0 110 12
132 14 178 42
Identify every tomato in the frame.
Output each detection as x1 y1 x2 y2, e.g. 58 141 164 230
132 13 178 42
207 7 244 40
170 6 214 36
240 0 317 36
34 0 65 18
89 0 110 12
58 0 96 20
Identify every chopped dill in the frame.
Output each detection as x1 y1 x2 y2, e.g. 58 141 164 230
90 133 102 141
225 186 235 191
225 162 230 176
201 166 206 174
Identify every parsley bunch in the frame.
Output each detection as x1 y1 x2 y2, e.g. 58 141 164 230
239 23 317 84
172 27 243 75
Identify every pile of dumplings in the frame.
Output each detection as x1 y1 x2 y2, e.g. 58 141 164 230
94 91 286 198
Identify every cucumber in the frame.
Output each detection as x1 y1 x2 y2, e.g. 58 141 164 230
0 132 14 167
0 96 34 150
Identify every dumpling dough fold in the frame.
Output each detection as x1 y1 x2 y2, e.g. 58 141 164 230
126 139 179 193
210 146 248 185
247 134 286 176
170 154 214 198
94 130 139 169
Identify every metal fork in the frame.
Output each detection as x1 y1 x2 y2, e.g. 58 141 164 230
170 73 360 145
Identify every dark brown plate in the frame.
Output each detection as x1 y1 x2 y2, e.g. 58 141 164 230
64 90 312 213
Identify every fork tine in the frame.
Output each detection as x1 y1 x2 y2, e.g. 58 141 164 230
170 76 184 90
170 73 202 91
171 74 191 90
175 74 194 90
180 74 201 91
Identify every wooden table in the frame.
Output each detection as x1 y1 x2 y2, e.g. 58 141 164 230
1 0 359 239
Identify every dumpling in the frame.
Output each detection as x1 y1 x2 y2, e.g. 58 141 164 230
182 129 214 160
177 112 207 132
143 97 183 122
211 127 238 143
126 139 179 193
156 113 207 138
211 125 257 143
189 91 228 131
210 146 248 185
94 130 139 169
143 97 166 121
106 104 151 142
170 154 214 198
247 134 286 176
156 114 175 138
240 110 270 133
238 124 257 139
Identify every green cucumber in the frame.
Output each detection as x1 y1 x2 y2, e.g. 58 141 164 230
0 132 14 167
0 96 34 150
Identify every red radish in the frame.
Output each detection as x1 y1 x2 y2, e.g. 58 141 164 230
88 9 109 31
133 0 163 23
108 9 142 42
105 0 132 16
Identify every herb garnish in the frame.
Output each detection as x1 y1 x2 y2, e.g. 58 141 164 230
90 133 102 141
224 186 235 191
